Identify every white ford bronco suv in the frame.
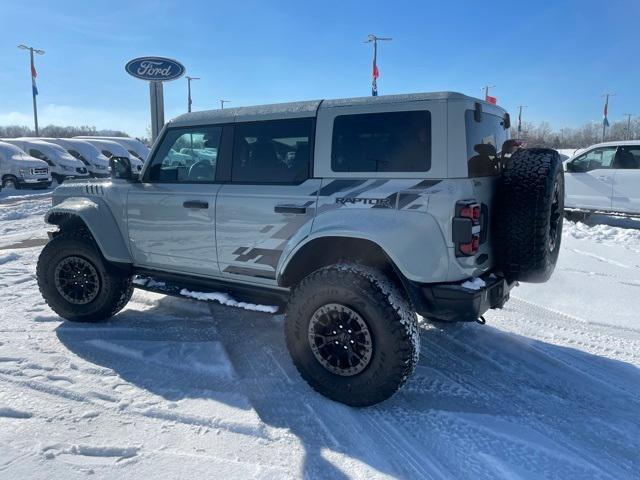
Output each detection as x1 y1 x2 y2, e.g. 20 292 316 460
37 92 564 406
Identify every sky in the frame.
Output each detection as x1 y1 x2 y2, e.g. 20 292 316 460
0 0 637 138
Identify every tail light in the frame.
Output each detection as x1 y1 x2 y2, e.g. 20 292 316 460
453 201 482 256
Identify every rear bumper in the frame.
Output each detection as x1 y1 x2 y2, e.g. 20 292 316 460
406 272 515 322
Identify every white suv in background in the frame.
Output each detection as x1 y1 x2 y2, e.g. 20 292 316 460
565 141 640 216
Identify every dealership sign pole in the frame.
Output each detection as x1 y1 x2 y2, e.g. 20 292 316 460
125 57 186 141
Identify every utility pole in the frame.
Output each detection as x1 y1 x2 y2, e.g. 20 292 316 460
601 93 615 142
364 34 392 96
622 113 633 140
17 44 45 136
516 105 527 136
186 76 200 112
220 99 230 109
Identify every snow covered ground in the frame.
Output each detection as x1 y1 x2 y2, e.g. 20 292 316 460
0 187 638 479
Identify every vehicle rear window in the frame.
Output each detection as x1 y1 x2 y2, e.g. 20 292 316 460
331 110 431 172
465 110 508 177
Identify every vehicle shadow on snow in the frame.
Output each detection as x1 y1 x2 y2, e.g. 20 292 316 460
55 295 640 479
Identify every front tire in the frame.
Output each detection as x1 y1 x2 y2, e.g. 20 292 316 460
2 175 20 190
37 231 133 322
285 264 420 406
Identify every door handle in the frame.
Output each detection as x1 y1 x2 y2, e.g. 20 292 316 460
274 204 308 214
596 176 610 182
183 200 209 209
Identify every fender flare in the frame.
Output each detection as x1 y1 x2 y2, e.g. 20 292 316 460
277 209 451 285
45 197 132 264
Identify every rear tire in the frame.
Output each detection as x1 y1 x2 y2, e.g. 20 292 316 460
495 148 564 283
37 230 133 322
285 264 420 406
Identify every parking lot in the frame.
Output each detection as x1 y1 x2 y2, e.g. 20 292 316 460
0 187 638 479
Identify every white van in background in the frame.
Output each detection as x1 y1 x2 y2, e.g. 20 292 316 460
45 138 111 177
79 138 144 173
0 141 51 189
2 139 89 184
75 136 150 162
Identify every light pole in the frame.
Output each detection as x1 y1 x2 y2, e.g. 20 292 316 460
186 76 200 112
623 113 633 140
517 105 527 137
17 44 45 136
220 99 230 109
364 34 392 96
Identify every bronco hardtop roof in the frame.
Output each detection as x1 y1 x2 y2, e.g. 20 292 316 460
170 91 493 127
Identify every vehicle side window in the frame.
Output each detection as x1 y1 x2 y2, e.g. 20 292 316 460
232 118 312 183
613 146 640 169
331 110 431 172
101 150 113 158
571 147 617 172
146 126 222 183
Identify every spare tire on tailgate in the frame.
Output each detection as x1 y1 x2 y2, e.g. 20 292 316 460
494 148 564 283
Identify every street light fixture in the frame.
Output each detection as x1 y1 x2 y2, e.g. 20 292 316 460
17 44 45 135
220 99 230 109
186 76 200 112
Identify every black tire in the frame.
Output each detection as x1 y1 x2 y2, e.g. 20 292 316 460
285 264 420 407
37 230 133 322
2 175 20 189
495 148 564 283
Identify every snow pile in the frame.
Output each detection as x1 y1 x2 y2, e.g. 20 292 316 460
565 220 640 248
180 288 278 313
461 277 486 290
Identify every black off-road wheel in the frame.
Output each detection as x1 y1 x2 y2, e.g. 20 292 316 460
37 230 133 322
495 148 565 283
285 264 420 407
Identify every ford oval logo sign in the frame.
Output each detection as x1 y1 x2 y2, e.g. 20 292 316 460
125 57 185 82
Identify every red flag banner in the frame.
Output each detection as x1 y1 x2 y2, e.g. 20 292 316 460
485 95 497 105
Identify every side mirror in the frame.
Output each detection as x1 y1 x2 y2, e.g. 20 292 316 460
110 156 139 181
